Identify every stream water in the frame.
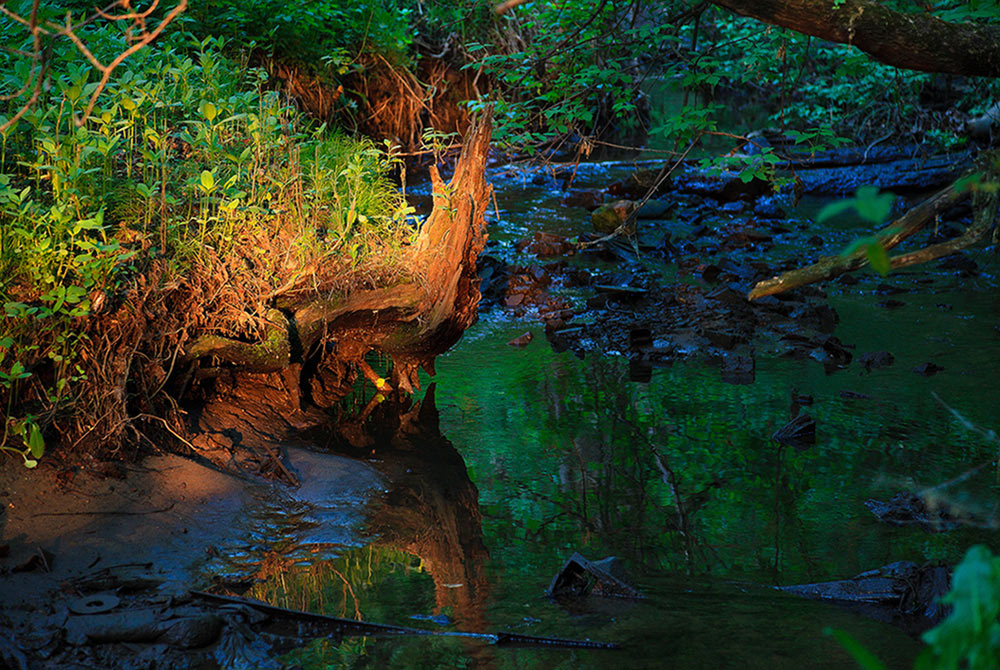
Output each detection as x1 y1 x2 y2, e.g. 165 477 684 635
221 158 999 668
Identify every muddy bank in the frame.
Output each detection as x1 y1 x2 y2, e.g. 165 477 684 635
0 384 497 669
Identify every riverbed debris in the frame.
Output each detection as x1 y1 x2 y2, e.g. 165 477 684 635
546 552 645 600
778 560 951 632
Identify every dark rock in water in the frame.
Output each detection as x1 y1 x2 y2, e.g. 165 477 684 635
701 263 723 283
591 199 636 234
754 194 787 218
562 189 604 210
878 299 906 310
518 231 574 257
913 362 944 376
937 253 979 276
706 286 748 310
875 283 909 295
629 327 653 350
813 304 839 333
807 235 824 247
703 328 743 350
720 351 755 385
507 331 534 347
634 198 674 219
629 358 652 383
809 336 853 371
547 552 644 600
839 390 871 400
865 491 970 532
859 350 894 372
772 413 816 449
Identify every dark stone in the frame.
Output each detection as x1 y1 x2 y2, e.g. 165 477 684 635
859 351 895 371
875 283 909 295
814 304 839 333
562 189 604 210
720 352 755 385
546 552 644 600
772 413 816 449
913 362 944 376
701 264 722 283
937 253 978 275
865 491 966 532
878 299 906 309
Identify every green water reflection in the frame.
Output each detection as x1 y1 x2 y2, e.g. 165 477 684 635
252 278 998 668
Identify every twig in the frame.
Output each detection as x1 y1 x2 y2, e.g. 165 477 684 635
35 502 175 516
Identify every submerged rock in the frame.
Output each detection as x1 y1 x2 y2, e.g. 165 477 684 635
591 200 635 234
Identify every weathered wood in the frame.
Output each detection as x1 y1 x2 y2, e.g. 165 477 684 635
182 109 494 391
748 176 974 299
710 0 1000 77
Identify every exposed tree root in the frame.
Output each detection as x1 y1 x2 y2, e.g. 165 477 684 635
182 109 494 394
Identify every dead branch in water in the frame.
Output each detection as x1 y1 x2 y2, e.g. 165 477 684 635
748 172 982 300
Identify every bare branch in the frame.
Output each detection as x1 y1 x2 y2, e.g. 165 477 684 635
74 0 188 125
0 0 188 134
95 0 161 21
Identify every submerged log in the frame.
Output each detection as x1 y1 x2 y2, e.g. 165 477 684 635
182 110 494 393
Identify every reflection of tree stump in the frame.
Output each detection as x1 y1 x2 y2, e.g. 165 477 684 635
183 110 494 393
303 385 490 631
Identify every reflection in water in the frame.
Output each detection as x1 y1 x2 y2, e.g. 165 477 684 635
243 384 493 667
319 384 491 632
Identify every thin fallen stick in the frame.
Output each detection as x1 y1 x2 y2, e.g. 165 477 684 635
192 590 620 650
34 502 176 517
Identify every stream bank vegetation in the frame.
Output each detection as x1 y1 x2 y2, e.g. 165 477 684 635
0 2 490 469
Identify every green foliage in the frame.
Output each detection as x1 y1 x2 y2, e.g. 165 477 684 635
184 0 414 65
917 546 1000 670
0 20 412 464
818 186 896 276
824 628 887 670
831 546 1000 670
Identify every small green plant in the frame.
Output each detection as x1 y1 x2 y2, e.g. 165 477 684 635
917 545 1000 670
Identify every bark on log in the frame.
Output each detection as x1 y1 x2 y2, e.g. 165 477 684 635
710 0 1000 77
748 174 974 299
183 110 494 392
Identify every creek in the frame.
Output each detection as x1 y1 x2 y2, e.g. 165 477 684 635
217 157 1000 668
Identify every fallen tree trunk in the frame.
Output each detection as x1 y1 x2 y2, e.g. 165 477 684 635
182 109 494 393
748 173 977 299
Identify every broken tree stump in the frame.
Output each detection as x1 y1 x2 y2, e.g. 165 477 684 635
181 109 495 393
